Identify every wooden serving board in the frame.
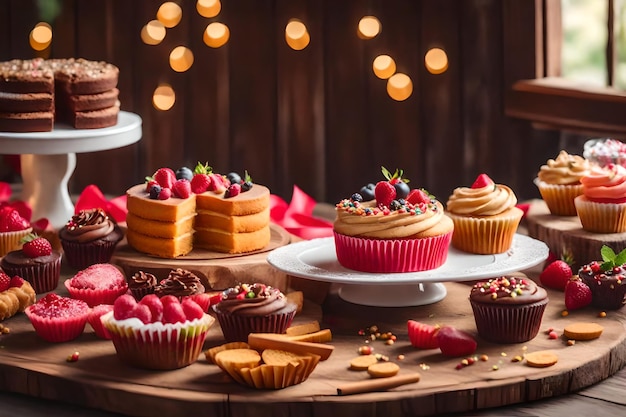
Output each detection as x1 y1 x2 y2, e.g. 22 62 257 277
0 270 625 417
525 200 626 270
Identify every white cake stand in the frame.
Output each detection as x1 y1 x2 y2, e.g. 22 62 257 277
0 111 142 228
267 235 549 307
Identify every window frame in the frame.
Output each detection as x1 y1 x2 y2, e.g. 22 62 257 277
504 0 626 138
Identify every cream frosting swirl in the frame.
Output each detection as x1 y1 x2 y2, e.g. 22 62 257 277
580 164 626 202
216 283 290 316
61 208 115 243
334 199 452 239
537 150 590 185
446 182 518 216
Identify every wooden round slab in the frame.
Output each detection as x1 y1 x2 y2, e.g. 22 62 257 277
111 223 292 290
525 200 626 270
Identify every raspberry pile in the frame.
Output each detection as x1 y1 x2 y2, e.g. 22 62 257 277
113 293 205 324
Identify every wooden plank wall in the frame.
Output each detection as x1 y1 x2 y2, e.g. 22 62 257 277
0 0 561 205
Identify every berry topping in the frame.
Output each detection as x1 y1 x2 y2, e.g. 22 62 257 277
225 183 241 198
351 193 363 202
113 294 137 320
153 167 177 189
208 173 228 193
564 277 592 310
0 208 30 232
145 179 159 193
471 173 494 189
226 172 242 185
359 183 375 201
139 294 164 322
406 189 431 205
21 233 52 258
181 298 204 320
163 300 187 324
540 257 573 291
407 320 440 349
172 179 192 198
375 181 396 208
436 326 477 357
241 170 254 192
9 275 25 288
149 184 162 200
191 173 212 194
394 181 411 199
189 293 212 312
0 271 10 292
131 303 153 324
175 166 193 181
158 187 172 200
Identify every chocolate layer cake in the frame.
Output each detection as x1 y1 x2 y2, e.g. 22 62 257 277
0 92 54 113
0 111 54 133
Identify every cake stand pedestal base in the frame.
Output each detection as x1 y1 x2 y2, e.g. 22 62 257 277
337 282 447 307
20 153 76 229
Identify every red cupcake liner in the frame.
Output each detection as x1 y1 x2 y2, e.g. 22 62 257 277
213 306 297 342
470 299 548 344
60 239 120 270
87 305 114 339
24 306 89 342
333 231 452 273
103 312 215 370
64 279 128 307
2 255 61 294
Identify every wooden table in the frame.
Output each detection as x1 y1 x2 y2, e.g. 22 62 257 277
0 266 625 417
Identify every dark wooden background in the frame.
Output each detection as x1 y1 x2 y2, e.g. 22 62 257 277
0 0 572 205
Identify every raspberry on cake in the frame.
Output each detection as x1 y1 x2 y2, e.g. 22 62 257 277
126 164 271 258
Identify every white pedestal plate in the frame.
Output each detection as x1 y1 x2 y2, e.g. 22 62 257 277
0 111 142 228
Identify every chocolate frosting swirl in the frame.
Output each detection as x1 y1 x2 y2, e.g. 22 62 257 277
155 269 205 298
60 208 116 243
129 271 157 291
216 283 290 316
469 277 547 305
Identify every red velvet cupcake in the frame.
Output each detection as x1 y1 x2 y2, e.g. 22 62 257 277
24 293 90 342
212 283 297 342
64 263 128 307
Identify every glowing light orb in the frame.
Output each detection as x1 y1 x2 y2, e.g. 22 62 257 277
285 19 310 51
387 73 413 101
203 22 230 48
153 84 176 111
157 2 182 28
358 16 381 40
373 55 396 79
197 0 221 18
141 20 166 45
169 46 194 72
425 48 449 74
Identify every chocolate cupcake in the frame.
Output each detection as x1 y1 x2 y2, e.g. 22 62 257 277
469 276 548 344
154 268 205 300
212 283 297 342
128 270 158 300
59 208 124 269
1 234 61 294
579 258 626 310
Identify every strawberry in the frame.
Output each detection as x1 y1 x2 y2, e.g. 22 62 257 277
471 173 494 189
0 208 30 232
160 294 180 306
181 298 204 320
139 294 164 322
406 189 431 205
172 179 192 198
158 187 172 200
189 293 212 312
21 234 52 258
0 271 10 292
375 181 396 208
564 277 592 310
539 260 573 291
436 326 477 357
131 303 153 324
153 167 177 189
9 275 25 288
191 173 212 194
145 179 159 193
208 173 228 193
113 294 138 320
163 299 187 324
407 320 440 349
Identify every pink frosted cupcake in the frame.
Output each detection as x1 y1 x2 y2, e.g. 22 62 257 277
103 294 215 369
0 206 32 257
333 168 453 273
212 283 297 342
24 293 90 342
575 164 626 233
446 173 523 254
58 208 124 269
1 234 61 293
535 150 590 216
64 263 128 307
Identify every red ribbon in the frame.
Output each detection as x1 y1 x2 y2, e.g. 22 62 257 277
270 185 333 240
0 181 50 233
75 185 128 223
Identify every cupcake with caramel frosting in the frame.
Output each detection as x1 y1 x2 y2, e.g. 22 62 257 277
446 173 523 254
212 283 297 342
59 208 124 269
574 163 626 233
535 150 590 216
